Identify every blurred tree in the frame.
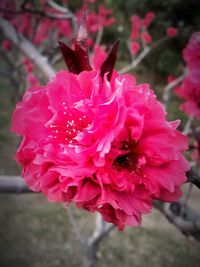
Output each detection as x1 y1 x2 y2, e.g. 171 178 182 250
107 0 200 76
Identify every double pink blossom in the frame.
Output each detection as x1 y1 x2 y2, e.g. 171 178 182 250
11 19 189 230
12 63 189 230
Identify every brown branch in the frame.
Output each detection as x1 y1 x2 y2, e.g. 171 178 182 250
162 74 185 110
119 46 151 74
187 169 200 190
154 200 200 241
0 17 56 80
87 213 114 247
66 207 87 245
119 36 170 74
46 0 78 35
20 1 74 20
0 175 32 194
84 213 115 267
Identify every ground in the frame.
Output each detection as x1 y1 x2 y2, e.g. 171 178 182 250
0 188 200 267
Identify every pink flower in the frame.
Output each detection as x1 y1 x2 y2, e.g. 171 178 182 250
12 70 189 230
176 33 200 120
12 24 189 230
167 75 176 84
176 70 200 119
131 15 140 40
26 74 40 87
130 41 140 55
87 12 100 32
22 58 34 73
141 31 152 44
166 27 178 37
1 40 12 51
141 12 156 28
92 44 107 70
183 32 200 67
191 132 200 163
145 12 156 22
87 38 94 47
85 6 115 33
13 13 32 36
56 20 72 39
104 17 115 27
33 19 52 45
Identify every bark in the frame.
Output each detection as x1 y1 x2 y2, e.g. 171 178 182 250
0 17 56 80
0 175 31 193
154 200 200 241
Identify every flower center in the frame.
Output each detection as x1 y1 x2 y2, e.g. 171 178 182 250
113 152 141 174
48 105 90 145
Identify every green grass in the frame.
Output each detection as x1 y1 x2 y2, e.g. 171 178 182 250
0 194 200 267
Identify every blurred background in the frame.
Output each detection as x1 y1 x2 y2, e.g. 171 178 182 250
0 0 200 266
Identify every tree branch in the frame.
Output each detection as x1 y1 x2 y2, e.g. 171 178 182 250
0 175 31 193
47 0 71 13
154 200 200 241
119 46 150 74
183 116 194 135
186 169 200 190
119 36 170 74
84 213 115 267
87 213 114 247
0 17 56 80
20 1 73 20
162 74 185 110
94 27 104 46
49 1 78 34
66 207 87 245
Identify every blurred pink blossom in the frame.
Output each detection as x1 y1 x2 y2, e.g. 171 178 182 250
166 27 178 37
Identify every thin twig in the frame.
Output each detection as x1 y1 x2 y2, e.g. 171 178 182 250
183 116 194 135
119 36 169 74
47 0 78 34
119 46 150 74
154 200 200 241
184 183 193 205
162 74 185 110
94 27 104 46
21 2 74 20
0 17 55 80
88 213 115 247
66 207 86 245
47 0 71 13
84 213 115 267
0 175 32 193
186 169 200 189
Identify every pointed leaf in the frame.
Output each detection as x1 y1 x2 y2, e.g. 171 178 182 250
74 17 92 72
58 41 81 74
100 39 120 81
